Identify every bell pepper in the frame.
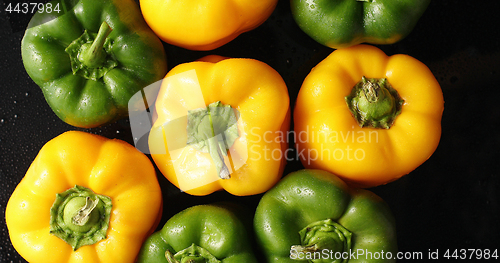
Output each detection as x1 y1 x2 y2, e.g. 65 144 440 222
293 45 444 188
254 169 398 263
5 131 163 263
290 0 430 49
139 0 278 50
21 0 167 128
137 203 258 263
148 55 290 196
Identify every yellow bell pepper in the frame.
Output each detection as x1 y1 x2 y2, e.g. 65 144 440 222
139 0 278 50
149 55 290 196
294 45 444 188
5 131 163 263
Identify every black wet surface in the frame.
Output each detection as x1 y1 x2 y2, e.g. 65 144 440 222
1 0 500 262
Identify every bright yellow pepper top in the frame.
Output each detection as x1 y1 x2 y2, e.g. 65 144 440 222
149 55 290 196
294 45 444 188
139 0 278 50
5 131 163 263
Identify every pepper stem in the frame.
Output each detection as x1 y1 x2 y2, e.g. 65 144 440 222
186 101 239 179
290 244 318 254
165 244 221 263
50 185 112 251
78 21 113 68
206 135 231 179
65 21 118 80
345 76 404 129
291 219 352 263
72 196 98 226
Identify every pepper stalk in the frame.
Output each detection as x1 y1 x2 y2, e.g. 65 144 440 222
345 76 404 129
65 21 118 80
49 185 112 251
186 101 239 179
291 219 352 263
165 244 221 263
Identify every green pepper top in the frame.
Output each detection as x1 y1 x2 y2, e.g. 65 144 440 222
137 203 259 263
21 0 167 128
290 0 431 49
254 169 398 263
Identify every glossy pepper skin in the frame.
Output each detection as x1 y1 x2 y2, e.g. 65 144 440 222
294 45 443 188
5 131 163 263
21 0 167 128
139 0 278 50
290 0 430 49
254 169 397 263
137 203 258 263
149 55 290 196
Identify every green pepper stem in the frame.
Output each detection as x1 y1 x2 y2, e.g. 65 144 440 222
165 244 221 263
345 76 404 129
50 185 112 251
291 219 352 263
165 250 180 263
186 101 239 180
79 21 113 68
206 105 230 179
291 244 318 254
165 251 207 263
207 135 230 179
362 77 383 103
65 21 117 80
72 197 98 226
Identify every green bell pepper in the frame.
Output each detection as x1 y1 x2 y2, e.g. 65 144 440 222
254 169 397 263
290 0 430 49
21 0 167 128
137 203 259 263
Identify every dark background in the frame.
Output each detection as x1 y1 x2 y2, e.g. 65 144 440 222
1 0 500 262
